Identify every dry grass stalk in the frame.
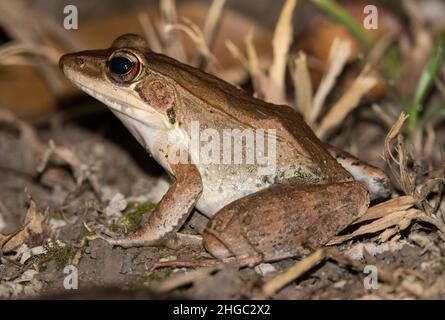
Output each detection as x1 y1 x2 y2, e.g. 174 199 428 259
328 208 420 245
225 40 249 70
159 0 187 62
138 11 163 53
367 33 396 68
165 18 217 67
329 114 445 245
310 38 351 125
316 67 377 139
152 266 223 293
245 28 267 99
261 247 397 297
384 113 414 195
0 42 60 66
0 0 67 95
268 0 297 104
292 52 313 119
354 196 415 224
202 0 226 49
261 248 325 297
372 104 396 128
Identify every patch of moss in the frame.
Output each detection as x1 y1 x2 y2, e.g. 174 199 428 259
121 202 156 233
240 268 263 285
147 268 174 282
37 242 73 271
49 211 64 220
128 268 174 288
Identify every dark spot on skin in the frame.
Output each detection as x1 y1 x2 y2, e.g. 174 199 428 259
351 162 361 166
218 186 224 193
166 107 176 124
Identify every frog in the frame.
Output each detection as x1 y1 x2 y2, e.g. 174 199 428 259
59 34 390 267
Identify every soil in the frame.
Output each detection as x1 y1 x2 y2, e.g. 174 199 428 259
1 100 444 300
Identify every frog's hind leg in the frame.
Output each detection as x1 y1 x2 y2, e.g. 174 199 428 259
203 181 370 264
325 144 391 200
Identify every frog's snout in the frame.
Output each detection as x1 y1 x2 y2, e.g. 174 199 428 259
59 53 83 73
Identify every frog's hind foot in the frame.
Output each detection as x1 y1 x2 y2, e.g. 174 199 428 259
326 144 391 200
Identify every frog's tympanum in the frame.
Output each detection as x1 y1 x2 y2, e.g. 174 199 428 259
60 34 390 267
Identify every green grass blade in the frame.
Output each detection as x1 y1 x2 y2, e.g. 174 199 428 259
420 102 445 127
409 37 444 133
311 0 373 49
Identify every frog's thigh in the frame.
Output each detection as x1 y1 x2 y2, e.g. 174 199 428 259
325 144 391 200
203 181 369 262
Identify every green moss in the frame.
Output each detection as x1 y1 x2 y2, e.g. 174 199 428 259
147 268 174 282
49 211 64 220
37 242 73 271
121 202 156 233
128 268 174 287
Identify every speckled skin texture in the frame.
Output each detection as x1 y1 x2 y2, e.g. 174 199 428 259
59 34 389 262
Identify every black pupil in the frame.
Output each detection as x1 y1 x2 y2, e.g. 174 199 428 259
109 56 133 75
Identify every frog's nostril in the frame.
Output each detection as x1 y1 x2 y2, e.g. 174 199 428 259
75 56 85 67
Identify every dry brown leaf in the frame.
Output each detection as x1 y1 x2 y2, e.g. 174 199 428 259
37 140 101 194
1 197 45 253
327 209 420 245
354 196 415 224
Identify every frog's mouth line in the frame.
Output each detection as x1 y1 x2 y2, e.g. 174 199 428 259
69 79 168 130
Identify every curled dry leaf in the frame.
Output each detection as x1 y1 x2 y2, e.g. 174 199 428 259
37 140 101 195
0 196 45 254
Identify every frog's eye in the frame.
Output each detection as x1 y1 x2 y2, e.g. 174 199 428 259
107 51 140 83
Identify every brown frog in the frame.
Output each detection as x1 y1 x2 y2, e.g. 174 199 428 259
59 34 390 267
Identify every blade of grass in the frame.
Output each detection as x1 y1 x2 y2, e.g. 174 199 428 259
420 102 445 127
311 0 373 49
409 37 444 134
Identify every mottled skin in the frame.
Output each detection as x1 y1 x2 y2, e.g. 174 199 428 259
59 34 390 266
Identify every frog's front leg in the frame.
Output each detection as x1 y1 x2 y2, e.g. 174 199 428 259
107 163 203 247
203 181 369 266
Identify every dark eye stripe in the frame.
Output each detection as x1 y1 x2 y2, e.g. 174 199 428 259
109 56 134 75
